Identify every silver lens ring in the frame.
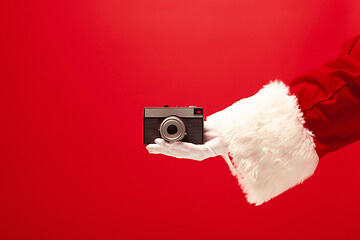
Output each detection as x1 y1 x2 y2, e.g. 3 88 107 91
159 116 186 142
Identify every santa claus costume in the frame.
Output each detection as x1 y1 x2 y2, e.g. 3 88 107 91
148 35 360 205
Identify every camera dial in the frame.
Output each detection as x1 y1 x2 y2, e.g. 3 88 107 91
159 116 186 142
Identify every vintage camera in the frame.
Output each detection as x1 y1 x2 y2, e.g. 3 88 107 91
143 106 204 145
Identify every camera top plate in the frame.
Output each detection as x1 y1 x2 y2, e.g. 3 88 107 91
144 106 203 118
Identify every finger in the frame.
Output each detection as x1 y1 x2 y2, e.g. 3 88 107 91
147 140 182 156
147 141 182 156
154 138 167 146
148 144 188 158
147 143 169 153
170 141 201 151
146 144 159 153
147 144 171 155
154 139 184 153
153 141 203 159
171 141 212 160
147 140 214 160
154 139 202 150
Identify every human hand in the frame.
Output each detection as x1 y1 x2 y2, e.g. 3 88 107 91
146 121 228 161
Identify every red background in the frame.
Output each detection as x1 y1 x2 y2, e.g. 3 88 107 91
1 0 360 239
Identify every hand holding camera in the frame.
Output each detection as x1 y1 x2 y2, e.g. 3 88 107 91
143 106 228 161
146 121 227 161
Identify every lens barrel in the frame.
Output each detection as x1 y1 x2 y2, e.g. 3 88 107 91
159 116 186 142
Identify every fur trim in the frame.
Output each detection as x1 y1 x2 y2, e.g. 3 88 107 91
207 81 319 205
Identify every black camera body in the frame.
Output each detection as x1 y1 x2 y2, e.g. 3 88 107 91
143 106 204 145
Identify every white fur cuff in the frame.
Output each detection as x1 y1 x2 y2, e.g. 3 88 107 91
207 81 319 205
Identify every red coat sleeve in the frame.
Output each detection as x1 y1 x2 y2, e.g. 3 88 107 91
290 36 360 159
207 36 360 204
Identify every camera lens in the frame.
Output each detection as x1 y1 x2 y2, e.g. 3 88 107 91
167 125 178 134
159 116 186 142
